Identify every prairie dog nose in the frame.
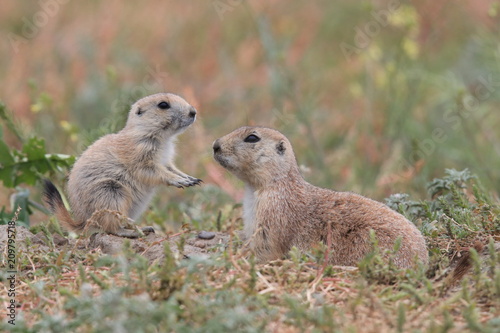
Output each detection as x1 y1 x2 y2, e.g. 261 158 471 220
188 107 197 118
213 139 221 153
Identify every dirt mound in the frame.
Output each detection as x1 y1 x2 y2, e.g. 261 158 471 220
0 225 230 262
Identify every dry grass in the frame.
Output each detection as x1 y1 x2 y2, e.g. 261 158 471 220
1 171 500 332
1 1 500 332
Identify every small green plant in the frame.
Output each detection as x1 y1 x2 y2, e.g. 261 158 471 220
156 242 185 300
0 102 75 226
386 168 498 239
358 230 405 285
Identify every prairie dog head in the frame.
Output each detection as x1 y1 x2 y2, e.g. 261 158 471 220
213 126 298 188
126 93 197 136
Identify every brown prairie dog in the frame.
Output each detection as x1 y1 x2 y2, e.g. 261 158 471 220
212 126 428 268
44 93 201 237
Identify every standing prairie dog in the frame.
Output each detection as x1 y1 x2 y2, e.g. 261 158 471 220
44 93 201 237
213 126 428 268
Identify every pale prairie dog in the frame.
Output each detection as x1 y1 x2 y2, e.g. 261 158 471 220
44 93 201 237
213 126 428 268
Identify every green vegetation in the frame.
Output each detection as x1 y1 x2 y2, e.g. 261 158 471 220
0 103 74 227
1 170 499 332
1 1 499 332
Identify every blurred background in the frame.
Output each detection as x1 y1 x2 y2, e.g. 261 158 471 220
1 1 499 228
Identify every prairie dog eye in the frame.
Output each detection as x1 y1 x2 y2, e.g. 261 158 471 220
157 101 170 109
244 134 260 143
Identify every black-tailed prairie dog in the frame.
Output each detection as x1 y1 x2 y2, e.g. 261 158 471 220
44 93 201 237
213 126 428 268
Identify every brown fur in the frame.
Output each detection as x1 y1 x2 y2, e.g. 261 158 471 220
44 93 201 236
447 241 484 286
213 126 429 268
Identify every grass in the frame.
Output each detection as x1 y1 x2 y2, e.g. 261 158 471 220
1 1 500 332
1 170 499 332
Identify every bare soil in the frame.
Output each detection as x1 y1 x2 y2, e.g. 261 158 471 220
0 225 230 263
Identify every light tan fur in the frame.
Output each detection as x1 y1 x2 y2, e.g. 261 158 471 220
213 126 429 268
44 93 201 237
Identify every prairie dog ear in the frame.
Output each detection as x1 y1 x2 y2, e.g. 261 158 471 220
276 141 286 155
136 107 144 116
